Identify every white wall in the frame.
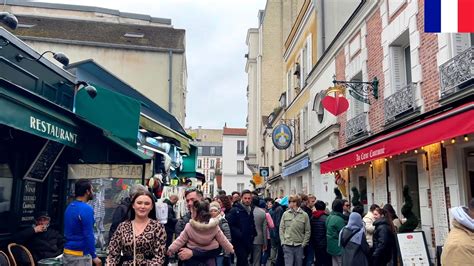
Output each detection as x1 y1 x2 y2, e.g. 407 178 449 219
222 135 252 193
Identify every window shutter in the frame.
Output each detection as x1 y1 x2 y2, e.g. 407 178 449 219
353 96 363 117
299 52 304 89
452 33 471 56
390 46 405 93
287 70 292 105
306 34 312 75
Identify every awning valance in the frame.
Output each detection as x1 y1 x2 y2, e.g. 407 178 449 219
0 79 80 148
140 114 191 154
320 102 474 174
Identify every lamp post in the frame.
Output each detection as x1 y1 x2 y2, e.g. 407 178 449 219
0 12 18 30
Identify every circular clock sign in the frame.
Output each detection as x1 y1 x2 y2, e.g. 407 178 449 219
272 124 293 150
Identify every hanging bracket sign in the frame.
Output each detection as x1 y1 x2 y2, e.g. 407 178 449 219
272 124 292 150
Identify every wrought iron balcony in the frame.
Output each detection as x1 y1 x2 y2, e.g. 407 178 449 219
384 83 416 124
439 47 474 98
346 112 369 142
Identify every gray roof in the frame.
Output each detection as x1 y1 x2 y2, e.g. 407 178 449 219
6 0 171 25
10 15 185 51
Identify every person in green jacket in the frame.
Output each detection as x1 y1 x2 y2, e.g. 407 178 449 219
279 194 311 266
326 199 346 266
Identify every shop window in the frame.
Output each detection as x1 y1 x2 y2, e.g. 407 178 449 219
0 163 13 233
401 162 421 228
68 165 145 248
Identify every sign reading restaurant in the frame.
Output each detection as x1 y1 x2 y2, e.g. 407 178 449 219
30 116 78 145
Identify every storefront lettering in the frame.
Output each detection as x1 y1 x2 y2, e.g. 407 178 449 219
355 147 386 162
30 116 77 144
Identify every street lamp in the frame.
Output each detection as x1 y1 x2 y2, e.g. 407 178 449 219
0 12 18 30
15 50 70 67
76 81 97 99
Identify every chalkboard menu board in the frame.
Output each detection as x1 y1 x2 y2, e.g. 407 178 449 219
23 140 65 182
20 180 38 225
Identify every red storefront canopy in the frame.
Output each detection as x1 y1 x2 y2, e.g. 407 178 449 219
320 102 474 174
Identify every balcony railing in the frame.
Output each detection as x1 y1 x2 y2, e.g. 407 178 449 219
346 112 369 142
439 47 474 98
384 83 416 124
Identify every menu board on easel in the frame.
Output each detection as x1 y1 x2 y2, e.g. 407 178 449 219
396 231 432 266
23 140 65 182
20 180 38 225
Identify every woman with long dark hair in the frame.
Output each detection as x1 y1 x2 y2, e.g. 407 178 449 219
217 195 233 215
371 207 396 266
107 190 166 265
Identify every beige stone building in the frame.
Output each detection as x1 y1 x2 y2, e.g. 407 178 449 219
4 0 187 125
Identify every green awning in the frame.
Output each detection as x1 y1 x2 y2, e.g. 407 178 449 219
0 82 80 148
140 115 191 154
103 132 152 161
182 145 197 172
75 84 140 148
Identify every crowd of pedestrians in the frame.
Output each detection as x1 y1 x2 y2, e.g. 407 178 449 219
19 178 473 265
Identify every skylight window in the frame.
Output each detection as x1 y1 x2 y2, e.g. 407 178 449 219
124 33 145 38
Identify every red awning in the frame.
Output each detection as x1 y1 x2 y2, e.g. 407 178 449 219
320 102 474 174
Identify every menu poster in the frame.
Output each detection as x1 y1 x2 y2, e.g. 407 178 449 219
397 231 432 266
20 180 38 225
24 140 65 182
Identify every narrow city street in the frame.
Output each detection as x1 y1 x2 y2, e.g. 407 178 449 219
0 0 473 265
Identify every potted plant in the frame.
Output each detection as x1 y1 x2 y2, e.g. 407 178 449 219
399 185 419 232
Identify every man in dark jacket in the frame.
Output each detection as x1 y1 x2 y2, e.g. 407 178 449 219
174 188 221 264
310 201 331 266
227 189 257 266
164 194 179 247
13 212 65 262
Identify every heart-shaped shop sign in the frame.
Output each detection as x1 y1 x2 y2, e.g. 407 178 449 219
322 95 349 116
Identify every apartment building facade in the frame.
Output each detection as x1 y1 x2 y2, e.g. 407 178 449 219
222 128 252 194
187 128 223 197
247 0 473 261
4 0 188 125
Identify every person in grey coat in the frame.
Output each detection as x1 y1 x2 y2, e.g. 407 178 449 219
251 197 267 266
339 212 370 266
210 201 232 266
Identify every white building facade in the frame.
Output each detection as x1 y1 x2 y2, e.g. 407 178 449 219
222 128 252 194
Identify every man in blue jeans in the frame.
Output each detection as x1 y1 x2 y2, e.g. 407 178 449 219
63 179 102 266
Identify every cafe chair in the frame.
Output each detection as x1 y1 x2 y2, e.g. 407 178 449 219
0 250 12 266
7 243 35 266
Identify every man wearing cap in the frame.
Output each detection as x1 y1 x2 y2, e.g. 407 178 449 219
13 212 65 262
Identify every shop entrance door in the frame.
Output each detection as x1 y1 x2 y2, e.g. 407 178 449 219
401 162 421 226
466 150 474 200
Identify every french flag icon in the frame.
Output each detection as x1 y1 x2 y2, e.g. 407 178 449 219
425 0 474 33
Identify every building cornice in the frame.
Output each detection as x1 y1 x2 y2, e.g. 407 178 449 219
18 36 186 53
283 0 314 61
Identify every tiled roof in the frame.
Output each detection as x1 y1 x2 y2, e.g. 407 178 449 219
223 128 247 136
11 15 185 51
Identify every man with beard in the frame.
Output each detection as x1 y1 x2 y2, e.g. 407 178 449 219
63 179 102 266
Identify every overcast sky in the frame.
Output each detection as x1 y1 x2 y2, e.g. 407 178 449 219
33 0 266 129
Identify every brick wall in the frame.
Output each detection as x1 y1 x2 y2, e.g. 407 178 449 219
366 9 385 135
417 0 441 112
336 50 347 149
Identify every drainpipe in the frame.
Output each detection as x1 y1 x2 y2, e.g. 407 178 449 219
168 50 173 114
